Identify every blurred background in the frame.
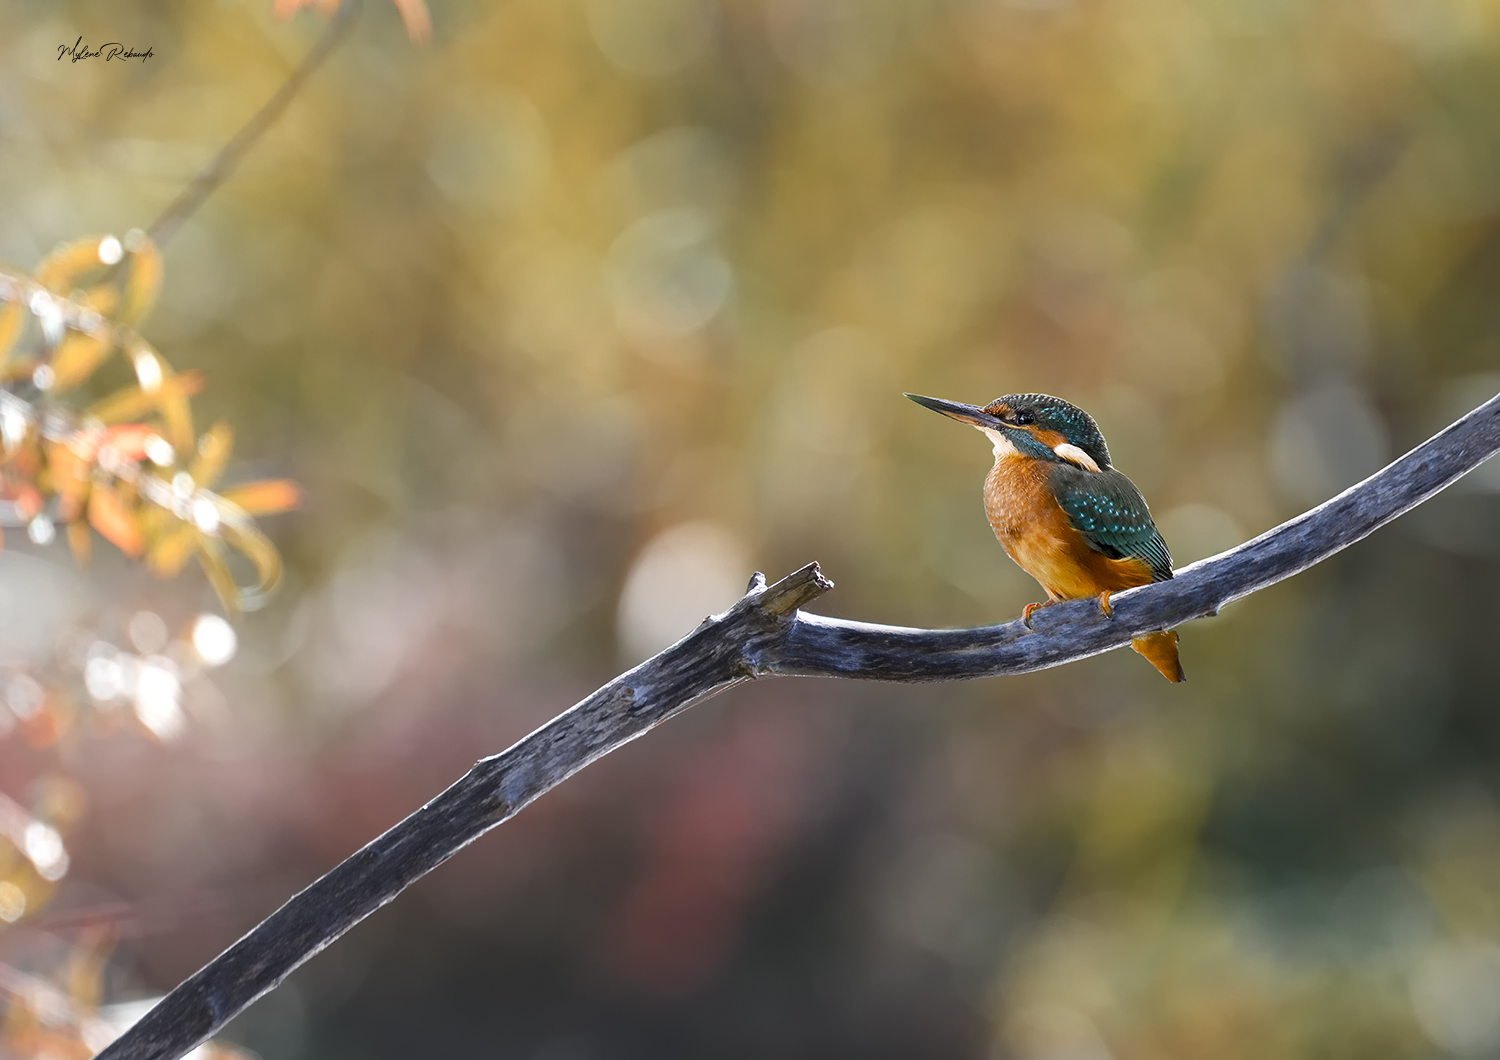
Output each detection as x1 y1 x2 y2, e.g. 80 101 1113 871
2 0 1500 1056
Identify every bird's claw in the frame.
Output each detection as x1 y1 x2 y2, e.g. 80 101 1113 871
1022 601 1050 629
1097 590 1113 617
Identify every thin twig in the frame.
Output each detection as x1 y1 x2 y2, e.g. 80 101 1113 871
96 390 1500 1060
145 0 362 248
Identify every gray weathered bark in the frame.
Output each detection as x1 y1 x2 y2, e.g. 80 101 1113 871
96 391 1500 1060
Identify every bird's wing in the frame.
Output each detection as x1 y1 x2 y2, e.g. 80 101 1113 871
1051 465 1174 581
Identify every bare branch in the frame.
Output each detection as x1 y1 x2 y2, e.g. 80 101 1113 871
146 0 362 248
95 390 1500 1060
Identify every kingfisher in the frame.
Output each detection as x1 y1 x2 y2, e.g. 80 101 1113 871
907 391 1184 682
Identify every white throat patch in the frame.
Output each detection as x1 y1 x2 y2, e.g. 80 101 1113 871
979 427 1018 458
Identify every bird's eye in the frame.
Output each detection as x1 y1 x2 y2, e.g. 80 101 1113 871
1014 409 1036 426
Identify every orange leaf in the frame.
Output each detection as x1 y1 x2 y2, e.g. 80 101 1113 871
273 0 341 16
273 0 429 41
102 424 155 464
47 443 93 517
218 479 302 517
88 487 144 557
15 443 40 478
391 0 431 42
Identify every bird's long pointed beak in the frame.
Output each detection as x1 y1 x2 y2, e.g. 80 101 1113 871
904 393 1004 429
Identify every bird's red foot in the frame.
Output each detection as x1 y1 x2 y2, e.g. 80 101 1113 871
1022 601 1054 629
1097 590 1113 616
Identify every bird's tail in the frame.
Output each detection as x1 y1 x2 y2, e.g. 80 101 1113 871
1131 630 1184 683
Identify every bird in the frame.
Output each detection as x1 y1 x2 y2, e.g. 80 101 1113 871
906 391 1184 682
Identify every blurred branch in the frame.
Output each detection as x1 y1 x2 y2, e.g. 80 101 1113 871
96 390 1500 1060
146 0 362 247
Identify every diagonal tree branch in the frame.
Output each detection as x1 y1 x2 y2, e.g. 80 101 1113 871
96 390 1500 1060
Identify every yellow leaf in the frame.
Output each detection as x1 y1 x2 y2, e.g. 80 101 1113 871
220 517 284 611
1 355 38 384
88 370 205 425
163 389 195 454
48 332 113 392
191 420 234 490
195 536 242 613
217 479 301 517
89 487 144 557
0 301 22 368
120 237 162 326
148 524 196 578
35 237 114 292
81 283 119 318
137 502 166 541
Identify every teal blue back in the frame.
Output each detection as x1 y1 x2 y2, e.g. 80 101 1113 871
1049 464 1174 581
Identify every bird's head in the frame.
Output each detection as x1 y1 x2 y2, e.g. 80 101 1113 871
905 391 1112 472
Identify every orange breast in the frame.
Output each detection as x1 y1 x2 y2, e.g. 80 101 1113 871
983 455 1154 601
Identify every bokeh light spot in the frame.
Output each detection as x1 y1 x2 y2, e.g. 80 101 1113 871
26 515 53 545
607 208 732 345
1412 942 1500 1054
191 614 237 667
6 674 43 720
191 496 220 533
1270 382 1389 507
144 433 175 467
0 882 24 922
133 657 184 741
133 350 163 393
23 820 67 881
1157 503 1245 565
129 610 169 655
586 0 713 76
618 522 749 662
